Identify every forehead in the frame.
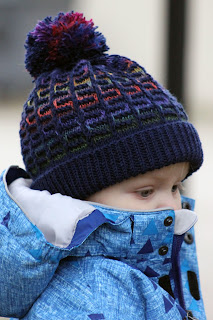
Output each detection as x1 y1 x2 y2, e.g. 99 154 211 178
145 162 189 180
119 162 189 189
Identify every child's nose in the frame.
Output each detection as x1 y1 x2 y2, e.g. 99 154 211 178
157 194 181 211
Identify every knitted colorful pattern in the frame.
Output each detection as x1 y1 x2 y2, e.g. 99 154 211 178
20 12 203 199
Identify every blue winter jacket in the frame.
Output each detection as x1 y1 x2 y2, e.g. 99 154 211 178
0 167 206 319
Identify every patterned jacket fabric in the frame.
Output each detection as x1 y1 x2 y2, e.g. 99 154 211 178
0 168 206 320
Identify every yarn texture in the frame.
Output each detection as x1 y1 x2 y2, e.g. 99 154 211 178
25 12 108 78
20 12 203 199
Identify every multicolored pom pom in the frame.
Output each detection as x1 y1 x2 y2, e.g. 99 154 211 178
25 12 109 78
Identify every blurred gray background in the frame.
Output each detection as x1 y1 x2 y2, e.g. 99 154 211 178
0 0 212 319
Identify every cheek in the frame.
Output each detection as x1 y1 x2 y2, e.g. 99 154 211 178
87 191 149 210
143 192 182 211
175 193 182 210
120 194 158 211
165 192 182 211
172 191 182 210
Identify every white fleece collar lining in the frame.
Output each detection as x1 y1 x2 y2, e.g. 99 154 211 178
7 177 95 247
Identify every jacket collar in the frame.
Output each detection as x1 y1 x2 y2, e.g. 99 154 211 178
4 166 197 251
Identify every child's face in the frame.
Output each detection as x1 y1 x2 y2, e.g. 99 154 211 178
87 162 189 211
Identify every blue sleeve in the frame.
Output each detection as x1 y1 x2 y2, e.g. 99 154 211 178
0 185 69 318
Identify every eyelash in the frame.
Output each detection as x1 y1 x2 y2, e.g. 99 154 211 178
172 183 184 193
172 185 179 193
137 188 153 198
137 183 184 199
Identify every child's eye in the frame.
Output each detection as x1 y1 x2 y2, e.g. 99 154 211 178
172 185 178 193
172 183 183 193
137 188 153 198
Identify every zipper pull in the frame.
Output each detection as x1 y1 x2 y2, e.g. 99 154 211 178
187 310 198 320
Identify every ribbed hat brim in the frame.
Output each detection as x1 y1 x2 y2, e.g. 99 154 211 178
31 121 203 199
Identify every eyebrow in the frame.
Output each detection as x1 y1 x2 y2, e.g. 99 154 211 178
133 172 185 187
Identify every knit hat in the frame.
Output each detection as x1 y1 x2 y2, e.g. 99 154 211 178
20 11 203 199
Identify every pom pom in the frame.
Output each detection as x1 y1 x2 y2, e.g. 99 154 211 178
25 12 109 78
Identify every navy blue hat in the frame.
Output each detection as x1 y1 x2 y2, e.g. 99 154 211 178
20 12 203 199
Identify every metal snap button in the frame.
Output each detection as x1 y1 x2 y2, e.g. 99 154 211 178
182 202 191 210
184 232 194 245
158 246 168 256
164 216 173 226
